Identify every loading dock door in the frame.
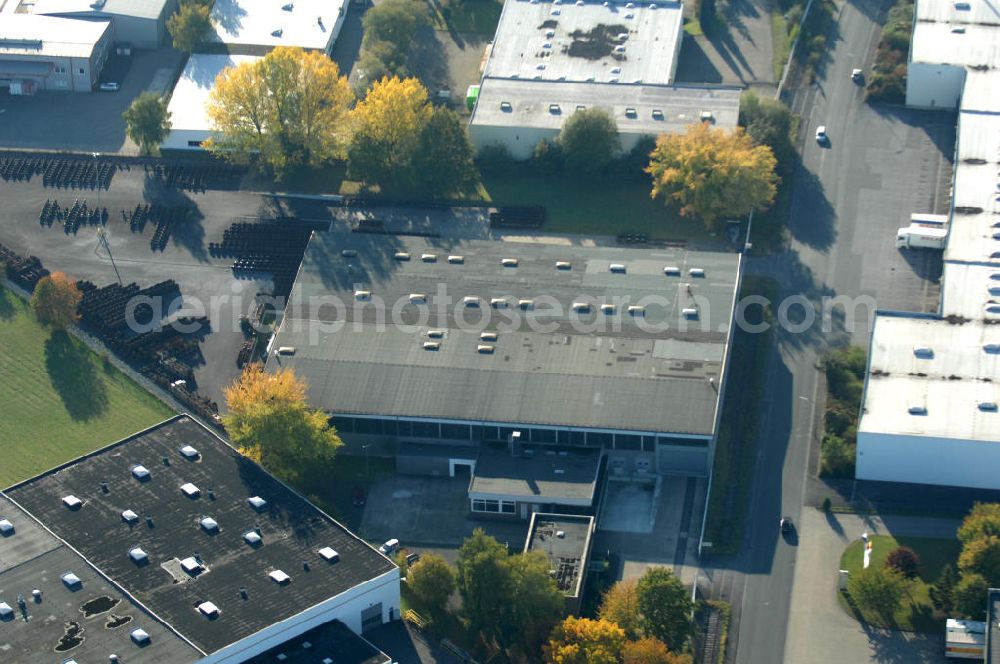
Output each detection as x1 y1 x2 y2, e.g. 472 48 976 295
449 459 475 477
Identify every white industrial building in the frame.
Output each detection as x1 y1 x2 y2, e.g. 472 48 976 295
469 0 742 158
207 0 348 55
0 14 111 93
28 0 178 49
856 0 1000 489
904 0 1000 109
161 53 263 151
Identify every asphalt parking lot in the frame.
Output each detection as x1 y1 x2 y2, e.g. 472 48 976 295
0 48 183 154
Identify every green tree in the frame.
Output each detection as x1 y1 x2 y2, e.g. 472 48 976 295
958 535 1000 585
455 529 512 639
357 0 429 84
222 365 342 481
123 92 172 155
646 122 778 229
885 546 920 580
635 568 693 651
930 564 958 614
954 572 988 621
598 578 642 639
31 272 81 328
167 2 213 52
544 617 626 664
412 106 479 197
557 108 619 175
407 553 456 614
207 46 354 174
958 503 1000 546
848 565 907 620
739 91 795 165
504 551 564 655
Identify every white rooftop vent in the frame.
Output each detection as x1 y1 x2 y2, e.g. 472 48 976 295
545 29 555 37
181 483 200 498
63 495 82 509
0 518 12 535
427 329 445 338
609 263 626 273
200 516 219 533
198 601 220 618
269 569 291 585
700 111 714 122
908 405 928 415
276 346 295 356
423 341 441 350
689 267 705 277
501 258 519 267
0 602 11 619
610 66 622 74
491 297 509 308
354 290 371 301
409 293 427 303
131 465 150 480
130 628 150 645
615 45 626 54
979 402 998 412
129 547 148 564
243 530 263 546
951 26 966 33
572 302 591 312
248 495 267 511
518 299 534 310
628 305 645 316
624 107 637 118
954 1 971 8
180 557 203 574
448 255 465 264
913 346 934 358
624 11 633 17
394 251 411 261
478 344 496 354
652 109 664 120
556 530 566 537
556 261 571 270
179 445 199 459
61 572 82 588
551 7 560 14
549 103 561 114
318 546 340 562
664 266 681 276
481 331 498 342
500 100 513 111
121 509 139 524
463 296 480 307
682 308 698 318
600 304 616 314
421 253 437 262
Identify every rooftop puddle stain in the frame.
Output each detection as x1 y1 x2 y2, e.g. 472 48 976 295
81 595 120 617
54 621 84 652
105 613 132 629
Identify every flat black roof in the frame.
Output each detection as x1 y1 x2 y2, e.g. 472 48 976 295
469 444 600 503
246 619 391 664
270 217 740 436
5 416 397 655
0 494 198 663
524 513 594 598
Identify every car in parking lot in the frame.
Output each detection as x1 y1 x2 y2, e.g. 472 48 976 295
815 126 828 144
851 68 864 83
98 81 120 92
379 538 399 555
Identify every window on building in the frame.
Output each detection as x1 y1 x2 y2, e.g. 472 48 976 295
587 432 612 448
411 421 439 438
331 416 354 433
397 420 412 436
186 140 203 147
441 423 471 440
500 501 516 514
78 68 85 75
471 499 515 514
355 418 382 434
530 427 556 444
615 434 642 450
55 66 66 74
382 420 398 435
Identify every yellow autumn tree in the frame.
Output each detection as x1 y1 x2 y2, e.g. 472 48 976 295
223 364 342 480
206 46 354 174
622 637 692 664
30 272 82 328
646 122 779 229
543 617 627 664
346 76 432 192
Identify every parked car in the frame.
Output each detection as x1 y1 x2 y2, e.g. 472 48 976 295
780 517 794 534
99 81 120 92
815 126 828 144
379 538 400 555
406 552 421 566
851 68 863 83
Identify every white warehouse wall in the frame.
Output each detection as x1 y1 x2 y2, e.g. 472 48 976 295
199 568 400 664
906 62 965 109
469 124 559 160
161 128 211 151
857 431 1000 490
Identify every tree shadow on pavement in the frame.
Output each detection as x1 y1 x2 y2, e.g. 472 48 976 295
409 27 450 94
786 159 838 251
674 36 724 84
45 329 109 422
867 104 958 163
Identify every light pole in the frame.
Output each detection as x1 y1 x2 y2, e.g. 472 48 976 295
96 228 123 285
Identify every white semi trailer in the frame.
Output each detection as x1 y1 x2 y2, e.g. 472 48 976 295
896 213 949 249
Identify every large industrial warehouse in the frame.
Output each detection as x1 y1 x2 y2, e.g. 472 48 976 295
0 14 111 93
267 214 742 478
855 0 1000 489
2 415 400 663
468 0 742 158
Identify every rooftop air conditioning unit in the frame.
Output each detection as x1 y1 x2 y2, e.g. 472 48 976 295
409 293 427 303
463 296 480 307
664 266 680 276
609 263 626 273
421 253 437 262
628 305 645 316
600 304 615 314
501 258 519 267
394 252 411 261
908 405 928 415
354 290 371 301
341 249 357 257
572 302 591 312
491 298 508 308
913 346 934 358
518 299 534 310
423 341 441 351
478 344 496 354
481 331 498 341
448 255 465 263
427 329 445 338
556 261 571 269
689 267 705 277
682 308 698 318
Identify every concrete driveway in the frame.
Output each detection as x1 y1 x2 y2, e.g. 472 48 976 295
784 509 956 664
675 0 775 85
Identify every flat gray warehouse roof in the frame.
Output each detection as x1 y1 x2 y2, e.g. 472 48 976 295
471 444 601 502
471 78 741 133
0 493 197 663
270 222 740 436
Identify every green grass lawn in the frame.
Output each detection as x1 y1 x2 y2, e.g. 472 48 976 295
0 287 174 488
838 534 960 632
771 10 791 82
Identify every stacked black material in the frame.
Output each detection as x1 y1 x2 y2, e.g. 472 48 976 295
209 221 316 297
488 206 546 229
0 243 49 290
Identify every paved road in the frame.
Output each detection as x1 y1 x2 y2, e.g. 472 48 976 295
699 1 956 663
